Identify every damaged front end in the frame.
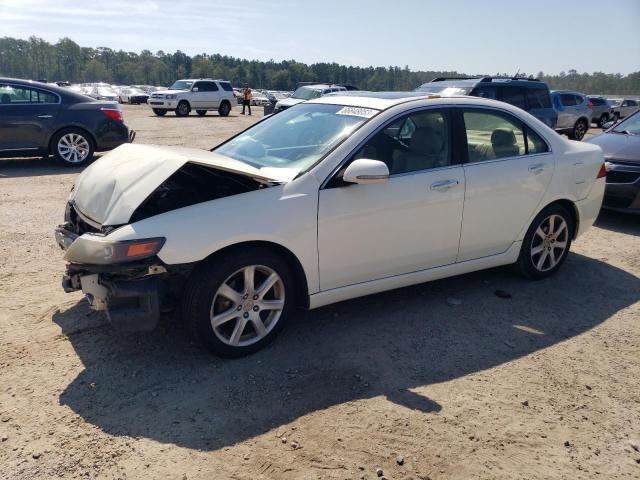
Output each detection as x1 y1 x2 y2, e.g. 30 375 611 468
54 143 293 332
56 208 191 332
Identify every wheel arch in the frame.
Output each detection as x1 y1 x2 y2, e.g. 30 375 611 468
199 240 310 309
540 199 580 239
48 125 97 155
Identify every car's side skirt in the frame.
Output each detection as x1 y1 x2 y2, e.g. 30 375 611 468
308 241 522 309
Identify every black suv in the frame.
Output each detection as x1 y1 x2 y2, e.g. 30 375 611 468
0 78 133 166
415 77 557 128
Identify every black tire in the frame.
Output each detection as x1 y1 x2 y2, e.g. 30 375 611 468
515 204 574 280
175 101 190 117
569 119 588 141
50 128 95 167
218 101 231 117
182 247 295 357
196 110 207 116
598 113 609 128
152 108 167 116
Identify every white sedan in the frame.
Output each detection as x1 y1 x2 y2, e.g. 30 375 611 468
55 93 605 357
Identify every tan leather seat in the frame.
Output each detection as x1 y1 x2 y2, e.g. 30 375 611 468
392 127 447 174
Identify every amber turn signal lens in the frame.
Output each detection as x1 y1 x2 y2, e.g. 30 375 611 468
126 241 161 258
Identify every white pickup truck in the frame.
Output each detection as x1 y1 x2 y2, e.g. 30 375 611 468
148 79 235 117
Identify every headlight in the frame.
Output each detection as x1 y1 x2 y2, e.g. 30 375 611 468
165 94 177 99
64 235 165 265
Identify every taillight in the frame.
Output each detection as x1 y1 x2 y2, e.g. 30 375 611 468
587 101 593 110
597 163 607 178
101 108 123 123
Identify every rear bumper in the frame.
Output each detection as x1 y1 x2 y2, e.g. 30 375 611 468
95 122 133 151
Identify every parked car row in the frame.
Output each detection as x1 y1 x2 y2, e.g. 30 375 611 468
414 77 639 142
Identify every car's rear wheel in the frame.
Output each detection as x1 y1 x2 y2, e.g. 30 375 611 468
516 204 574 280
598 113 610 128
152 108 167 116
175 101 190 117
183 248 294 357
196 110 207 116
569 119 588 141
51 128 94 167
218 101 231 117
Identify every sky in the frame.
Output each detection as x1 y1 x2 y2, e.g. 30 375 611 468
1 0 639 75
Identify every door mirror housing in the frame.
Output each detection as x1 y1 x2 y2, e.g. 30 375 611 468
192 87 199 92
342 159 390 185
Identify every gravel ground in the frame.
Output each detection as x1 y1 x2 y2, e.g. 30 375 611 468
1 104 639 480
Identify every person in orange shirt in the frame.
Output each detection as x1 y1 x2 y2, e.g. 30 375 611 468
242 84 252 115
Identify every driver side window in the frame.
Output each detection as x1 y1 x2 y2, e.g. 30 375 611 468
353 109 451 175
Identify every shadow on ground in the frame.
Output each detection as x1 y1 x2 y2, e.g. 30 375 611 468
595 209 640 236
55 253 639 451
0 154 103 178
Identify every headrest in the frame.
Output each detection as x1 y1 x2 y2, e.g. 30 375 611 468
409 127 444 155
491 129 516 147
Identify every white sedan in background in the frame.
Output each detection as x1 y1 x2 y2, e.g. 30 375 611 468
55 93 605 357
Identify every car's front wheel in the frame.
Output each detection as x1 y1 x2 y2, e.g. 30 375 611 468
51 128 95 166
183 248 294 357
516 204 574 280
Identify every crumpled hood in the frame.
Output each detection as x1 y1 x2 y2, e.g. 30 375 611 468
70 143 299 226
587 132 640 164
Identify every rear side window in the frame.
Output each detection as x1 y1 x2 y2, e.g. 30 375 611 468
560 94 577 106
219 82 233 92
528 89 552 109
0 85 58 104
590 97 605 106
574 94 585 105
472 85 498 99
500 87 527 110
462 109 549 162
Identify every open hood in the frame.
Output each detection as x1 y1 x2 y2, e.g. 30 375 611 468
70 144 298 227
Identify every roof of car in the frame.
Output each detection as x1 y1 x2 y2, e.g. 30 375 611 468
310 91 524 111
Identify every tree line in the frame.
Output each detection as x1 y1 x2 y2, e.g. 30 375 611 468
1 36 638 94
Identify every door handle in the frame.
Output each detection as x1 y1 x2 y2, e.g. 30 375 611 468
430 179 459 191
528 163 545 174
36 114 53 119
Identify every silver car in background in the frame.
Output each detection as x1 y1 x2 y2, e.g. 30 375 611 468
551 90 593 141
609 98 640 121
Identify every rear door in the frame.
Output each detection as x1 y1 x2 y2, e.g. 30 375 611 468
457 107 554 261
0 83 61 152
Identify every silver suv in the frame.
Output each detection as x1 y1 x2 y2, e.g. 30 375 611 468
609 98 640 121
551 90 593 141
148 79 235 117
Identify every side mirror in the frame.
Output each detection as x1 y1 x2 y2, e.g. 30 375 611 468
192 87 199 92
342 159 389 185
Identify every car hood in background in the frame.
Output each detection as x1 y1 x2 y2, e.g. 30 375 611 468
276 97 305 109
70 144 299 227
587 133 640 164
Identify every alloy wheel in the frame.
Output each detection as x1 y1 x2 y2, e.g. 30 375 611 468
574 121 586 140
57 133 90 163
210 265 285 347
530 214 569 272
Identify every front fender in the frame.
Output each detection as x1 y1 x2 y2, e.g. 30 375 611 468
105 181 320 293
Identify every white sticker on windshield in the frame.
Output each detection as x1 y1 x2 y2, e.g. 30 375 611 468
336 106 377 118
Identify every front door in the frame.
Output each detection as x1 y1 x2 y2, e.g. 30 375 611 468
0 83 60 152
318 108 465 290
457 108 554 261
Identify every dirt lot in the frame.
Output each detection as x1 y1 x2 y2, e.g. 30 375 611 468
1 104 639 480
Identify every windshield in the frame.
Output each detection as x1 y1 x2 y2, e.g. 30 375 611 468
612 111 640 135
213 103 377 172
170 80 194 90
292 86 323 100
413 84 472 96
